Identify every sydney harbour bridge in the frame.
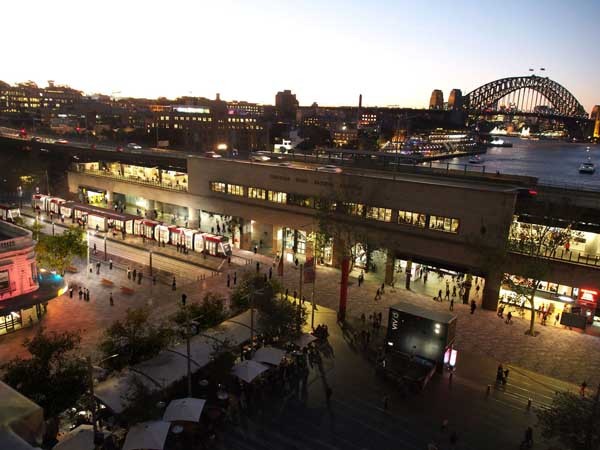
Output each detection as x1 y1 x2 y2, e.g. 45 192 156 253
424 75 597 138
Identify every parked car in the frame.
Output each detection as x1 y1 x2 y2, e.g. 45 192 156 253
127 143 142 150
55 139 69 144
316 164 342 173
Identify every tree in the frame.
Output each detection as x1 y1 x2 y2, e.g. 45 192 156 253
99 308 173 370
2 328 88 419
505 218 579 336
35 226 87 274
171 292 226 331
538 389 600 450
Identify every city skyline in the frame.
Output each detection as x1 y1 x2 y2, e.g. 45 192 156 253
2 0 599 111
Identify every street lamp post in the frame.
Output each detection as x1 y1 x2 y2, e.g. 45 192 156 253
51 221 55 236
149 250 153 276
103 234 107 261
86 231 90 279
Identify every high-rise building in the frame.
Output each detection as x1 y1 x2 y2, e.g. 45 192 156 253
429 90 444 110
592 105 600 139
275 89 299 123
448 89 463 110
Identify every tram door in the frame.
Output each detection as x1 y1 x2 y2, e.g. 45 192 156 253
205 240 217 256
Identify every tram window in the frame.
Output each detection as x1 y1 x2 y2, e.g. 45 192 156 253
429 215 460 233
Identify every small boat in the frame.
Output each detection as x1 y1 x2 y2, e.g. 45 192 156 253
488 138 513 148
469 155 484 164
579 160 595 174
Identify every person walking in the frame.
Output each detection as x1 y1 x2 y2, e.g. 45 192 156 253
78 288 83 300
132 268 137 281
449 298 454 311
138 271 142 285
109 258 113 270
96 261 101 275
127 266 131 280
93 243 97 255
445 286 450 301
325 385 333 408
234 272 237 285
506 311 513 324
581 381 588 397
109 292 114 306
437 289 442 302
452 285 457 298
227 273 231 288
470 299 477 314
380 283 385 295
256 261 260 273
374 289 380 302
69 287 73 299
172 276 177 291
181 293 187 306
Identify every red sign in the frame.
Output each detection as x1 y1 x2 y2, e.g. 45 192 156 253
578 288 598 307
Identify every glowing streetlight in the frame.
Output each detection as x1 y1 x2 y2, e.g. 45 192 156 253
217 143 228 151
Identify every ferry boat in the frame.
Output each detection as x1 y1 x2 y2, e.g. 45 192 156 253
469 155 484 164
488 138 513 148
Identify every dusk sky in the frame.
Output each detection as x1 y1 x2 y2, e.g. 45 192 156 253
3 0 599 111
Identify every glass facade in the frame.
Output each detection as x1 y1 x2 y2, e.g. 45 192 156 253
429 215 460 233
398 210 426 227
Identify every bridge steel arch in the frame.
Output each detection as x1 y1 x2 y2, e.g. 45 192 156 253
465 76 587 118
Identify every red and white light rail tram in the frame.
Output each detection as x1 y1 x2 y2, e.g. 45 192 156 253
31 195 232 257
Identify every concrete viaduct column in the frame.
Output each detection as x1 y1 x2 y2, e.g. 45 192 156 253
385 253 395 285
482 271 502 311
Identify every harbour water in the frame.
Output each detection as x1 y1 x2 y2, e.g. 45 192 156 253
448 138 600 190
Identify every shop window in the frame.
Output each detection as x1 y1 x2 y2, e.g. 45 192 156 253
429 215 460 233
210 182 226 193
227 184 244 196
398 210 426 227
248 187 266 200
366 206 392 222
268 191 287 204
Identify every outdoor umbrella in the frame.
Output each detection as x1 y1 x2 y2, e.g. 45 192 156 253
53 425 102 450
162 398 206 423
252 346 287 366
231 360 269 383
295 333 318 348
122 421 170 450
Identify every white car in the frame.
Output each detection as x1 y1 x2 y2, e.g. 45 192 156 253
316 164 342 173
127 143 142 150
55 139 69 144
204 151 222 158
250 152 271 162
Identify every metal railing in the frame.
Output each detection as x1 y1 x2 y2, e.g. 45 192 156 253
508 239 600 268
71 166 188 192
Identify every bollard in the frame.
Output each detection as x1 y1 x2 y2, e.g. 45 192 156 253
527 398 532 409
486 385 491 396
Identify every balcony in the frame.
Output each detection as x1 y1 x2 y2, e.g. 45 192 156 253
71 165 188 192
508 239 600 268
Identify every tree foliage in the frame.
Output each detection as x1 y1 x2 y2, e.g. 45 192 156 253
99 308 173 371
538 390 600 450
1 329 88 418
171 292 227 331
35 226 87 274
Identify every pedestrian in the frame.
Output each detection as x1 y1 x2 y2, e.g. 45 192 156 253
293 290 298 301
85 288 90 301
172 277 176 291
380 283 385 294
227 273 231 288
109 259 113 270
253 246 257 254
78 288 83 300
138 272 142 284
181 293 187 306
505 311 513 324
263 273 267 283
581 381 587 397
374 289 380 302
325 385 333 407
295 257 299 267
269 267 272 279
449 431 458 448
256 261 260 273
445 286 450 301
424 271 428 282
437 289 442 301
452 285 457 297
496 364 504 383
470 299 476 314
69 287 73 298
96 261 101 275
109 292 114 306
449 298 454 311
555 313 560 326
234 272 237 285
93 243 97 255
132 268 137 280
358 272 364 287
503 368 510 385
152 275 157 285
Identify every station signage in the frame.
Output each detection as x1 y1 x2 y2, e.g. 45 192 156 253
578 288 598 307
